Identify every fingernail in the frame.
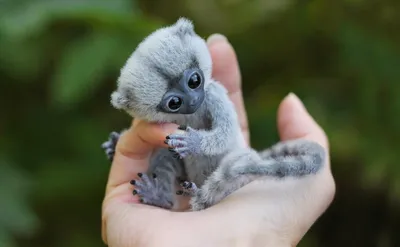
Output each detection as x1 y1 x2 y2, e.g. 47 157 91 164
285 92 307 113
160 123 179 135
207 33 228 45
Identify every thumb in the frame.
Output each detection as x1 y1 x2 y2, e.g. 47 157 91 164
276 93 335 245
277 93 329 150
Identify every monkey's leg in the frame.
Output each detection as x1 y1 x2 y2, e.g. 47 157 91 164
189 139 326 211
131 148 186 209
101 130 125 162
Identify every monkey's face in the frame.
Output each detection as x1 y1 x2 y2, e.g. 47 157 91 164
157 68 205 114
110 18 212 122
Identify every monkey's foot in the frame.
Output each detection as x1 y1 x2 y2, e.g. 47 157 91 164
188 180 226 211
101 131 120 161
165 126 201 159
130 173 173 209
188 189 208 211
176 180 198 197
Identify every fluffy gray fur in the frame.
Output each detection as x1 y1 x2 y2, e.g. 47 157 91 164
102 17 326 211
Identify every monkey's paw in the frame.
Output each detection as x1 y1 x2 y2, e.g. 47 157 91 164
101 131 120 161
165 126 202 159
176 180 198 197
130 173 173 209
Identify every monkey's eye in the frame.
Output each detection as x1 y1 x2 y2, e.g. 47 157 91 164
187 72 202 89
167 96 183 111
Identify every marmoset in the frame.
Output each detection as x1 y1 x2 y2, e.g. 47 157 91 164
102 17 326 211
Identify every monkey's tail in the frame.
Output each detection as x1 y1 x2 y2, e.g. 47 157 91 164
190 140 326 210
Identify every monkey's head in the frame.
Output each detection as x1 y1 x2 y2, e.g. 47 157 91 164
110 17 212 122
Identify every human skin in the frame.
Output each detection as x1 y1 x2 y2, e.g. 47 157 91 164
101 34 336 247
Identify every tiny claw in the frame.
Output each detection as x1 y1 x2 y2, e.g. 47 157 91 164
130 180 136 185
139 198 144 203
168 148 174 152
138 173 143 177
132 190 137 195
182 181 192 188
176 190 183 195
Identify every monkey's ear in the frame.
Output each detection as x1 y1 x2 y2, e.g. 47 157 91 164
173 17 195 37
111 91 129 110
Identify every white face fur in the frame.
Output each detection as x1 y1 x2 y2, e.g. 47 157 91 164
110 18 213 122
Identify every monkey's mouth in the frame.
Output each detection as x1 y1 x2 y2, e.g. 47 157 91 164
185 101 202 113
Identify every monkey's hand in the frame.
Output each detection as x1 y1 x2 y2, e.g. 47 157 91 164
165 126 202 159
130 172 174 210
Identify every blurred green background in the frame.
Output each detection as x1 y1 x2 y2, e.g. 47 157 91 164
1 0 399 246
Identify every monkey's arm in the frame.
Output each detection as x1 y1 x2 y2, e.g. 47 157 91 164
166 81 241 157
198 82 241 155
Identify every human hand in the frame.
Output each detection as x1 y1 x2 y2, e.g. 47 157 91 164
101 34 335 247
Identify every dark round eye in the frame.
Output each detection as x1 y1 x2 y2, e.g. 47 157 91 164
167 96 182 111
188 72 202 89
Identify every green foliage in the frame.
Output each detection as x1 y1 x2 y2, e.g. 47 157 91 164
51 31 121 108
0 160 39 247
1 0 399 246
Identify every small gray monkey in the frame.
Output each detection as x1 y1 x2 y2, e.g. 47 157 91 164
101 17 326 211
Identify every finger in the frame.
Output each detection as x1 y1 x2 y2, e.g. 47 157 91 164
277 93 329 151
207 34 249 145
106 120 178 193
276 92 335 214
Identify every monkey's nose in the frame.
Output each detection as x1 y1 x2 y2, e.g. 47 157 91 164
190 97 199 105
